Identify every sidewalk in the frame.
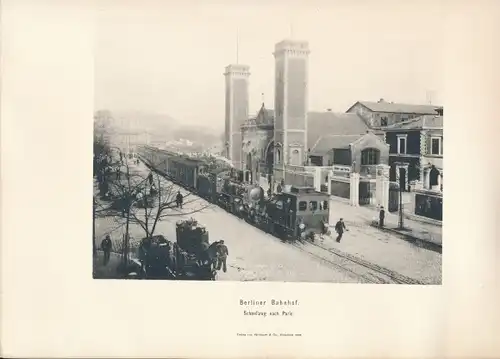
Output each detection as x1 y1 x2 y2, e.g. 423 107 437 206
93 251 142 279
93 251 124 279
328 196 442 247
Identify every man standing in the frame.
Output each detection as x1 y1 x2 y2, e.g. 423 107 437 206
379 206 385 228
217 240 229 273
334 218 348 243
101 235 112 265
176 191 184 209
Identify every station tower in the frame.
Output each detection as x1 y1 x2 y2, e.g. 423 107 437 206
273 39 310 179
223 64 250 169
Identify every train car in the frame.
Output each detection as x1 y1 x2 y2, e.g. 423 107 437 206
262 186 330 241
138 146 330 244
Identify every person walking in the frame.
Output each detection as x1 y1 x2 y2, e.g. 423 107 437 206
379 206 385 228
319 218 329 239
334 218 348 243
101 235 112 265
176 191 184 209
216 240 229 273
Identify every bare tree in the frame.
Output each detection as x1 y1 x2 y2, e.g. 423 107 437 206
98 157 212 242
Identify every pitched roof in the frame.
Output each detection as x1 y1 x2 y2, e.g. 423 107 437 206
307 112 370 152
310 134 364 154
351 101 441 115
384 115 443 130
247 104 275 126
245 108 370 153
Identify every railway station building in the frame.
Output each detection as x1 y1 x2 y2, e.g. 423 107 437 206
223 38 442 211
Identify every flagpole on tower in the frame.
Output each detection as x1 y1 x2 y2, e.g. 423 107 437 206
236 28 239 64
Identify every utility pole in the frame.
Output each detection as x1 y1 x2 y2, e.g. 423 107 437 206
236 28 239 64
93 196 97 256
123 160 131 268
398 167 404 229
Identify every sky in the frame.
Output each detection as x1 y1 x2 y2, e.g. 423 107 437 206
95 0 445 132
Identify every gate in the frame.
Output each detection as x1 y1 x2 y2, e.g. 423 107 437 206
358 181 372 205
388 182 400 213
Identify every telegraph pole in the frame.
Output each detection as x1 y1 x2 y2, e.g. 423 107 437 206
93 196 97 256
397 167 404 229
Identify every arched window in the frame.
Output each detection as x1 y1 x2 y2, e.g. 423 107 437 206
275 148 281 164
291 148 300 165
361 148 380 165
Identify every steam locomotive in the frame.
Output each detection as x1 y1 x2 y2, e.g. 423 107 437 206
138 146 330 241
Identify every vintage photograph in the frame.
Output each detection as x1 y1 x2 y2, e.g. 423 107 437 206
93 2 443 283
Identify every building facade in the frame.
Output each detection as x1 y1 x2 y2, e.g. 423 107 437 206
346 99 442 128
383 115 443 192
223 38 442 215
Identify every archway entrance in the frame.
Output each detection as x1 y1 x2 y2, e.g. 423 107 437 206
429 166 439 187
265 141 274 175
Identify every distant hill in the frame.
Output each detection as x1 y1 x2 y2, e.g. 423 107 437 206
95 109 222 151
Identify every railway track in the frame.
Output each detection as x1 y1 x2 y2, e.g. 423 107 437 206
291 240 423 284
139 156 423 285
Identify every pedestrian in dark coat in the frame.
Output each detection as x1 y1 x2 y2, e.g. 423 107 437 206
334 218 348 243
379 206 385 228
176 191 183 209
101 235 112 265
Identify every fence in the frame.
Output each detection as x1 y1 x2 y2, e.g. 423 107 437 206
359 179 376 205
388 181 400 213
